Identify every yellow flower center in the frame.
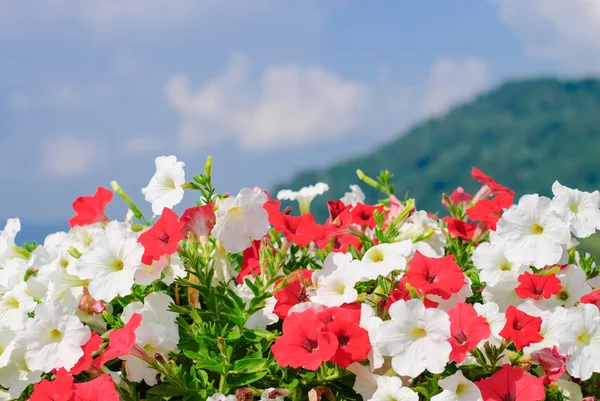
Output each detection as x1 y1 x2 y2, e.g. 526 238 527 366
455 383 468 395
499 259 512 271
227 207 243 219
557 290 569 301
569 203 579 213
577 332 592 346
531 224 544 234
409 326 427 340
367 248 385 263
6 296 19 310
113 260 124 271
48 329 64 342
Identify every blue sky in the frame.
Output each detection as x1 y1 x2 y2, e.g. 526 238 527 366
2 0 599 229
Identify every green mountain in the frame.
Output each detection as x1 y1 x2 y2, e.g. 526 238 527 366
274 78 600 225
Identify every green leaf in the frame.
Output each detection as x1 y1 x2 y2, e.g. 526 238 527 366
228 371 268 387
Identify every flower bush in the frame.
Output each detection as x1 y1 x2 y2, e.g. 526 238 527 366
1 155 600 401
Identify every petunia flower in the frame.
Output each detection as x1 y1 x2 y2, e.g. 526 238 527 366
0 281 37 331
431 371 482 401
447 302 491 363
471 168 515 199
443 217 478 241
138 207 184 265
371 376 418 401
551 181 600 238
475 364 544 401
356 241 412 281
350 203 384 229
563 304 600 380
531 346 566 384
545 264 592 308
78 226 144 301
340 185 365 207
212 188 270 253
466 191 513 231
142 155 186 215
374 299 451 377
499 305 543 350
68 186 113 228
19 303 91 372
180 203 215 243
277 182 329 215
271 308 338 370
515 272 562 300
405 251 465 300
325 316 371 368
444 186 473 208
94 313 145 367
72 374 120 401
30 369 74 401
472 232 527 286
270 212 322 246
273 270 313 319
496 194 571 268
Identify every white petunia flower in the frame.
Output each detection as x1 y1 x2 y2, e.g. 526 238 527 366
212 188 270 253
397 211 446 257
427 278 473 312
310 253 359 307
359 303 384 370
18 302 91 372
0 328 16 368
234 278 278 330
162 254 186 286
551 181 600 238
135 255 170 286
481 271 525 312
563 304 600 380
78 227 144 301
374 299 451 377
209 242 238 286
0 219 26 262
340 184 365 207
356 241 412 281
473 302 505 347
472 233 526 286
545 265 592 308
142 155 186 215
121 292 179 386
372 376 418 401
277 182 329 215
431 371 482 401
517 302 571 354
496 194 571 268
347 362 379 401
0 282 37 331
0 258 27 294
557 379 583 401
206 393 237 401
0 345 41 399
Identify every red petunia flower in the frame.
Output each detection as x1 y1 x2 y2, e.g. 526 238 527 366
273 270 313 319
385 278 413 309
475 364 545 401
325 318 371 368
69 332 104 375
446 186 473 207
270 212 322 247
447 302 491 363
327 200 348 221
94 313 144 367
466 191 513 230
30 369 74 401
236 239 263 284
405 252 465 299
515 272 562 300
271 308 338 370
350 203 384 229
68 186 113 228
443 217 478 241
263 191 282 221
531 346 567 385
471 167 515 197
180 204 215 243
138 208 184 265
72 374 120 401
315 303 361 325
499 305 543 350
581 289 600 310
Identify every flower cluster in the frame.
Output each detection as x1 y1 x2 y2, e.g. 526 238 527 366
1 155 600 401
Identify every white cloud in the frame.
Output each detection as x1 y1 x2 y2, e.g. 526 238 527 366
420 57 488 117
42 137 103 177
495 0 600 70
165 54 370 150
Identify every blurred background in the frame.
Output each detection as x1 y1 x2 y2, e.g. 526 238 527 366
2 1 600 253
